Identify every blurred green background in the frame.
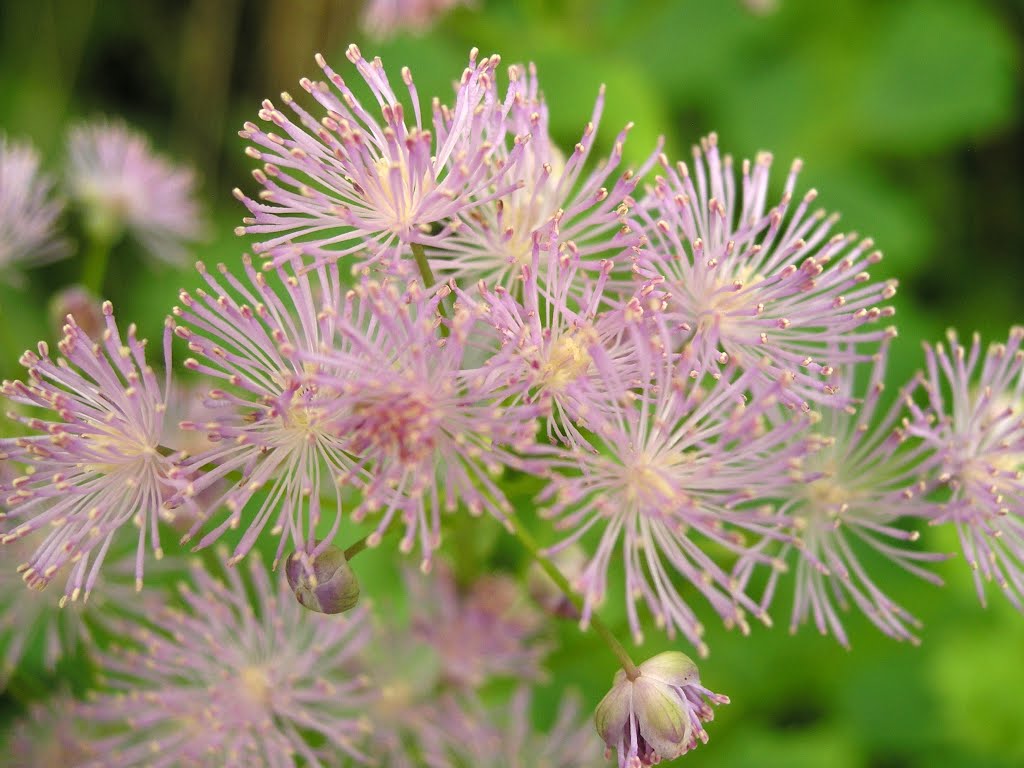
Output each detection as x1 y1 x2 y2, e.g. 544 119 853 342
1 0 1022 766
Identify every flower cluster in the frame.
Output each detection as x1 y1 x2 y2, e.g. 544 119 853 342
1 42 1020 768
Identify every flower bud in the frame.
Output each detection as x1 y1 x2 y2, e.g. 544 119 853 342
284 543 359 614
49 285 104 339
595 651 729 767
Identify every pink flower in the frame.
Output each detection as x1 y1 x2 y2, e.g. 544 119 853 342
361 0 470 39
634 133 896 407
406 561 548 688
1 304 179 600
300 278 544 567
236 45 520 273
426 61 654 289
424 687 603 768
466 230 650 447
905 327 1024 609
67 120 202 265
539 324 812 652
171 257 354 568
0 135 67 275
78 556 374 767
735 335 946 647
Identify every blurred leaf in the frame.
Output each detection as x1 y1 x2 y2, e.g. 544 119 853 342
852 0 1017 152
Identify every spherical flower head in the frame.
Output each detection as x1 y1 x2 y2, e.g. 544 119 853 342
595 651 728 767
634 133 896 407
304 278 545 568
427 61 655 289
361 0 470 39
0 134 68 276
285 541 360 614
423 687 603 768
539 323 813 651
171 256 354 567
735 335 947 647
1 304 179 601
905 327 1024 609
236 45 520 273
406 561 548 688
66 120 203 265
78 556 374 767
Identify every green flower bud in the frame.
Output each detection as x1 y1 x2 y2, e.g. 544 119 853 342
284 543 360 614
595 651 728 766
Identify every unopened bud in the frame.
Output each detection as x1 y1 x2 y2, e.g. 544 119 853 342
594 651 729 766
284 543 359 614
50 285 105 339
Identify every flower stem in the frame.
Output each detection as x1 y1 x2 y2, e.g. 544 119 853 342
411 242 436 288
80 231 113 295
343 534 371 562
504 514 641 680
410 242 450 337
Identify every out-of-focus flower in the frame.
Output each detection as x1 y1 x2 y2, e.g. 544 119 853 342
171 257 354 567
905 327 1024 609
7 692 94 768
406 561 547 688
48 285 104 338
66 120 202 266
302 279 544 568
0 527 84 688
428 62 654 289
0 525 186 690
466 230 648 447
0 304 180 601
359 617 445 768
361 0 469 39
236 45 520 273
595 651 728 767
285 541 360 614
0 135 67 275
424 687 603 768
78 556 374 768
735 335 946 647
634 133 896 407
539 324 812 652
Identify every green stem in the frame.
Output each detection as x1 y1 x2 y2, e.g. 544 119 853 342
80 231 113 296
410 242 450 337
504 514 641 680
0 298 24 371
343 534 371 562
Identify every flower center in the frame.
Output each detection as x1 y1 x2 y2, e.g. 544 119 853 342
349 387 442 464
540 330 594 392
238 665 272 709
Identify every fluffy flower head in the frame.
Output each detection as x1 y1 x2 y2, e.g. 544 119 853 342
635 133 896 406
0 135 67 274
67 120 202 265
906 327 1024 609
1 304 177 600
78 556 374 767
237 45 519 272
